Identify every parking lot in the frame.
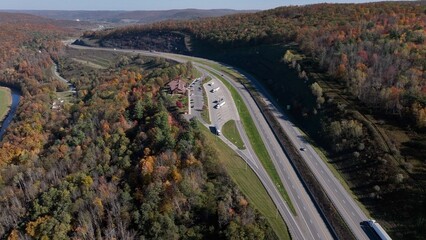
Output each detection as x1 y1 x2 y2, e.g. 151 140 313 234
203 78 239 131
189 77 204 114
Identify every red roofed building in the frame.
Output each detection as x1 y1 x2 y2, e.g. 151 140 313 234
167 78 187 95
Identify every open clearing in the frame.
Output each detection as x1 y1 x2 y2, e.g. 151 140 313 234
0 87 12 122
71 58 107 69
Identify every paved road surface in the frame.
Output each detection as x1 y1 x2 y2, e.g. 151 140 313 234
69 44 333 239
204 78 237 129
157 52 334 240
198 64 334 240
188 77 204 116
171 49 372 240
238 68 372 240
68 43 373 239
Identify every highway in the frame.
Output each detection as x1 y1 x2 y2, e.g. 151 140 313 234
236 68 372 240
189 63 332 239
68 43 370 239
199 67 325 240
196 60 371 240
197 63 333 240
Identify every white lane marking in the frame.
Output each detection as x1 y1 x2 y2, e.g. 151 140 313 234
342 200 346 204
334 188 338 193
297 195 300 200
351 212 355 216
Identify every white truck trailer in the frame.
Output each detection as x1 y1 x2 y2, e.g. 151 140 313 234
367 219 392 240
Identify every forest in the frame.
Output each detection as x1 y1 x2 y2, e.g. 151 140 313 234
0 14 276 239
87 2 426 127
82 2 426 239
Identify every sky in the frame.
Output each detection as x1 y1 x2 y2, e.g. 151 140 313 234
0 0 394 11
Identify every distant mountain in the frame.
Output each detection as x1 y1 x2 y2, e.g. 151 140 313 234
0 12 94 29
115 9 256 23
0 12 63 24
2 9 256 24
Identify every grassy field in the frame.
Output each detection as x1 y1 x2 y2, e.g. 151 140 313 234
199 122 291 240
0 87 12 122
200 76 211 124
200 88 211 124
201 66 296 214
66 48 114 68
222 120 245 150
71 58 107 69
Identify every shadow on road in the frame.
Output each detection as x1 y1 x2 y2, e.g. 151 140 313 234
359 221 380 240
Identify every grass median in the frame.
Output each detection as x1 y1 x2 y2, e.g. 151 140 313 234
202 67 296 215
222 120 245 150
199 121 291 240
200 76 211 124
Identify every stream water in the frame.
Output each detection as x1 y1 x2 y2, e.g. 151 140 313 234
0 87 21 140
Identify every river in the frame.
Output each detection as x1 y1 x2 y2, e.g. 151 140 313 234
0 87 20 140
0 64 71 140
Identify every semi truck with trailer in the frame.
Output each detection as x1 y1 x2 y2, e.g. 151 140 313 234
367 219 392 240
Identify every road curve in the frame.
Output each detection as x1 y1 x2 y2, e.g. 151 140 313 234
68 44 312 239
66 43 372 239
197 63 333 240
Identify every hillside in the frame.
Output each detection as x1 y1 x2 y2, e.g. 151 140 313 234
0 13 277 239
3 9 255 24
0 12 93 29
83 2 426 239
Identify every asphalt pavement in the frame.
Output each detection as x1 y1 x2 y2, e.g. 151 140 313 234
198 64 334 240
230 67 372 240
68 43 373 240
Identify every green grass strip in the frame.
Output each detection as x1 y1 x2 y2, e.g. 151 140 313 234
170 54 296 214
200 90 211 124
199 121 291 240
204 67 296 215
222 120 246 150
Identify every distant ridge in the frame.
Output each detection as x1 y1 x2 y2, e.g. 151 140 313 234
0 9 257 24
0 12 93 28
0 12 52 23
